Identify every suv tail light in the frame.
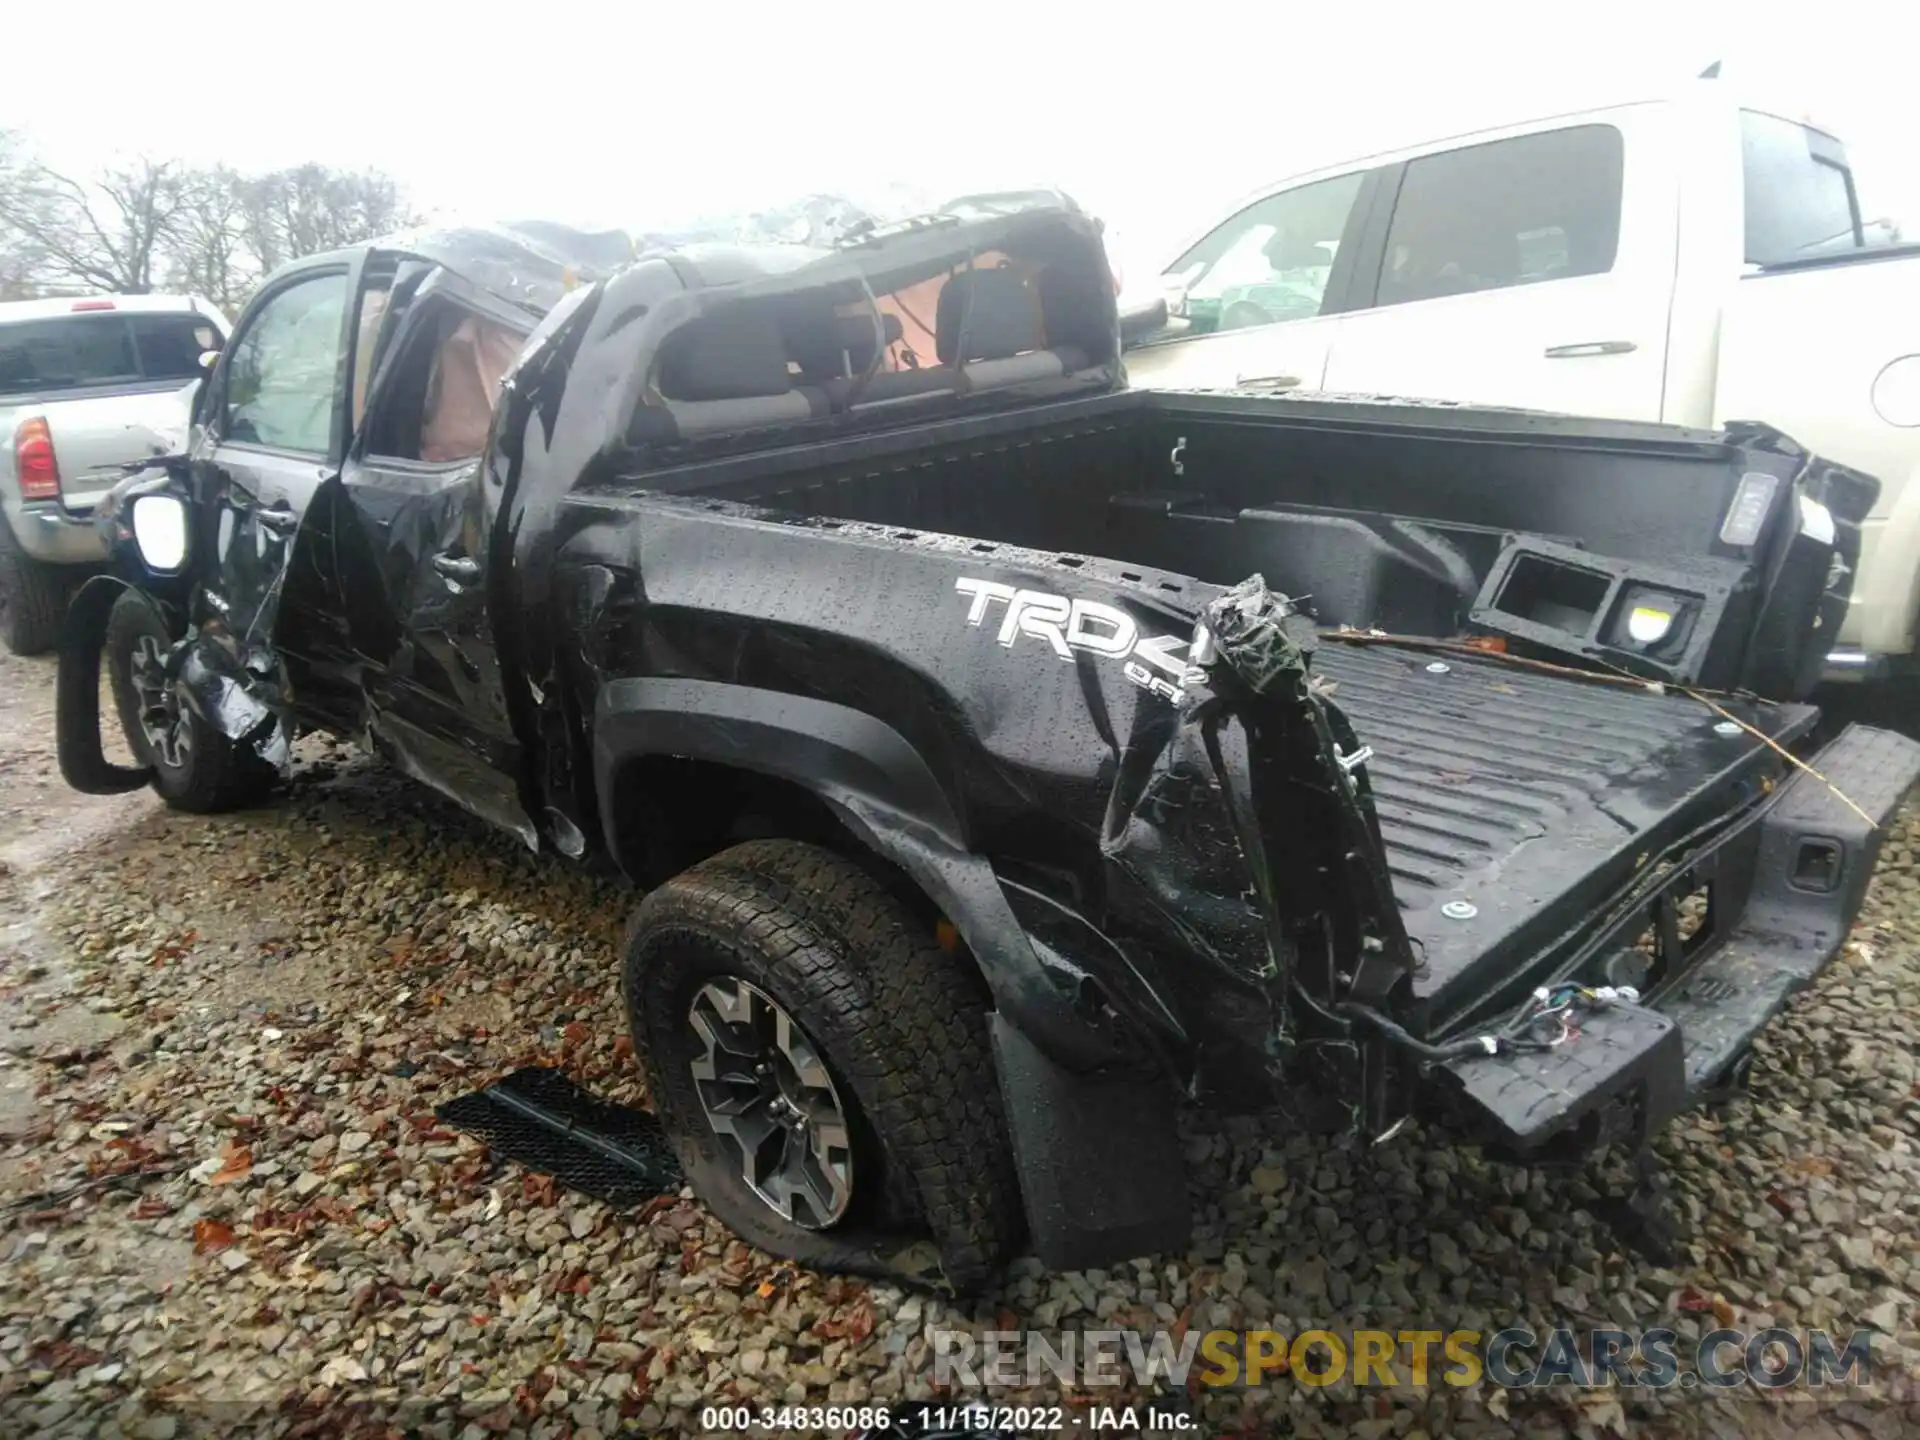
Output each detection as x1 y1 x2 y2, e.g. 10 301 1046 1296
14 418 61 501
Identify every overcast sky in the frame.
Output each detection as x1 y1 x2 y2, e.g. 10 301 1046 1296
3 0 1912 273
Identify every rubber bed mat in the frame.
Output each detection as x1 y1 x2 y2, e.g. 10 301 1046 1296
1314 641 1812 1008
437 1067 683 1205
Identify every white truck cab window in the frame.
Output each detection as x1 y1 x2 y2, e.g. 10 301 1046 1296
1163 171 1365 334
1740 111 1862 265
225 272 349 455
1376 124 1624 307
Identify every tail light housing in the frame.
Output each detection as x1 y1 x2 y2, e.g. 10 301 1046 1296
14 418 61 501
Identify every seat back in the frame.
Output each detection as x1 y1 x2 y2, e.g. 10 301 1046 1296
935 267 1086 392
634 306 824 441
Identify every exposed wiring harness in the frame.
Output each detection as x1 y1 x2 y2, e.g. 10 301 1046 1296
1299 982 1644 1063
1493 983 1644 1052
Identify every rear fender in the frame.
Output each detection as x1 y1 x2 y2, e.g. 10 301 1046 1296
592 677 1142 1073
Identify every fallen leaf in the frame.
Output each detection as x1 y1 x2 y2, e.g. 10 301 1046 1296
1765 1190 1794 1219
1676 1285 1714 1313
1712 1295 1738 1327
523 1173 559 1208
562 1021 590 1046
193 1218 236 1254
208 1145 253 1186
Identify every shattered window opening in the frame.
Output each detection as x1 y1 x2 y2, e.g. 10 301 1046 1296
224 270 351 455
361 300 522 465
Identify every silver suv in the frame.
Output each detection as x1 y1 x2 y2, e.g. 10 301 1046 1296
0 294 229 654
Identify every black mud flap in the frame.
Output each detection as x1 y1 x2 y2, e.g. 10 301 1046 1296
56 575 152 795
1446 722 1920 1153
438 1069 964 1292
436 1067 683 1205
990 1015 1191 1271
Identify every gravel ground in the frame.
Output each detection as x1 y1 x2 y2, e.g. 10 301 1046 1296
2 643 1918 1439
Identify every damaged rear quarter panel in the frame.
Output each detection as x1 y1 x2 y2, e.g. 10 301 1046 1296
562 490 1288 1096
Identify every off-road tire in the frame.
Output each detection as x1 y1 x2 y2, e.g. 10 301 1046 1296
0 517 68 656
104 591 277 813
624 839 1024 1290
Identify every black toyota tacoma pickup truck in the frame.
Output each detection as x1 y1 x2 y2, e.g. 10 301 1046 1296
54 199 1920 1292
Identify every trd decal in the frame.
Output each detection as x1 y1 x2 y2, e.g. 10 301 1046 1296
954 577 1191 704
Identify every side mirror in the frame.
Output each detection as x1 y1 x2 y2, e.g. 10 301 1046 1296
1118 295 1171 349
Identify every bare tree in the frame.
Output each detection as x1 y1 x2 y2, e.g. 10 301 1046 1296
0 130 48 299
159 166 255 313
1 134 418 306
240 165 414 277
0 154 196 294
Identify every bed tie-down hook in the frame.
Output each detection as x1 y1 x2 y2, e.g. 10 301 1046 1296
1334 743 1374 775
1169 435 1186 477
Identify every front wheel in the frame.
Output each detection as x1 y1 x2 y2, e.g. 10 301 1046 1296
104 592 278 813
623 839 1024 1290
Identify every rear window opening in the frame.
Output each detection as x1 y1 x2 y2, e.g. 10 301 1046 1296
0 309 220 399
628 231 1117 451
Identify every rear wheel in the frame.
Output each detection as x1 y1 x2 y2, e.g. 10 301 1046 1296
623 839 1024 1289
0 519 69 657
104 592 277 813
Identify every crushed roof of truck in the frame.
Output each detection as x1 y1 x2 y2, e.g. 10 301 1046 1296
372 221 638 315
373 193 1100 319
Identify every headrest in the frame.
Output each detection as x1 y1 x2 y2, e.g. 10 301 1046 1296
658 306 793 401
1264 232 1334 270
786 310 904 381
936 267 1044 365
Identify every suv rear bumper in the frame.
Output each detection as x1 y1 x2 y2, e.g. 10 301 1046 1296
1444 723 1920 1152
2 499 107 565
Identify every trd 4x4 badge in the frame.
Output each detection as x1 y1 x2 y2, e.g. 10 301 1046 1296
954 577 1192 704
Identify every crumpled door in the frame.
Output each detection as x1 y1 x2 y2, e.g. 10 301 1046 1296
334 267 535 844
189 257 363 747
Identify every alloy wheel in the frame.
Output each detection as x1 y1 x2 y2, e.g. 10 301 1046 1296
128 633 192 769
686 976 854 1228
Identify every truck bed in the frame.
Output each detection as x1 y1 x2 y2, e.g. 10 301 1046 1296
599 390 1849 1037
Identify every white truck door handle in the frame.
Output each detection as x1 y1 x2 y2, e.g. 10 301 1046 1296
1236 373 1302 390
1544 341 1638 358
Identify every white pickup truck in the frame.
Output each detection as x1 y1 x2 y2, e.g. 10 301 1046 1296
1122 82 1920 680
0 294 228 655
